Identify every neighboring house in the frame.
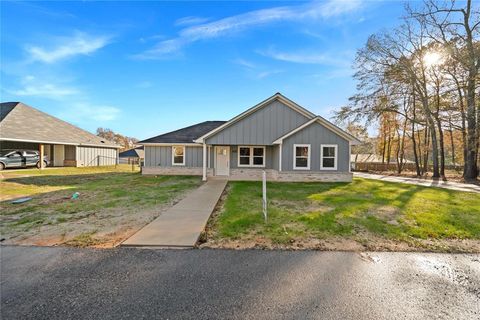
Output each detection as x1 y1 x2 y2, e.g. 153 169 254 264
0 102 121 167
141 93 361 182
119 146 144 164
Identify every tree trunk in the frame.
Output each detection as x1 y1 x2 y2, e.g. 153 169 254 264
449 123 456 168
381 133 387 164
429 120 441 178
417 125 424 174
463 0 478 180
465 79 478 180
386 129 393 164
411 106 421 176
423 126 430 175
437 118 446 178
397 118 407 174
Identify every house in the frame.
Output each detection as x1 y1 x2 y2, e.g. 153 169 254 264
119 146 144 164
0 102 121 167
140 93 361 182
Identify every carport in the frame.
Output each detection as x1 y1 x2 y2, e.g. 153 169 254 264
0 102 121 168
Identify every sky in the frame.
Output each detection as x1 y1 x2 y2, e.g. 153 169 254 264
1 0 406 140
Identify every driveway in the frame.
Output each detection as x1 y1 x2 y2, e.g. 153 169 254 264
354 172 480 193
1 246 479 319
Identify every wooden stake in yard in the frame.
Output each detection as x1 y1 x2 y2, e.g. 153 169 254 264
262 170 267 223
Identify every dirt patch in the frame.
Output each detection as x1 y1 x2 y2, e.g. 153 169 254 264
200 235 480 253
5 205 169 247
200 236 365 251
366 205 401 225
269 199 333 214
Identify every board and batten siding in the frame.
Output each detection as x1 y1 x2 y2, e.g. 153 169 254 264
205 100 310 145
76 146 118 166
144 146 203 167
282 122 350 172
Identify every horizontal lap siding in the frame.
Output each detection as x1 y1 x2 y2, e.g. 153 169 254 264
144 146 203 167
282 122 350 172
205 101 310 145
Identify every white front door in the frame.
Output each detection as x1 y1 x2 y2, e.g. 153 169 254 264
215 146 230 176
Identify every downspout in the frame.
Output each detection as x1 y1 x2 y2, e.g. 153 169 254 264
349 143 352 173
279 143 282 171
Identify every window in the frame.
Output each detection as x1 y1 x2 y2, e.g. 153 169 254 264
321 144 337 170
172 146 185 165
238 146 265 167
239 147 250 165
294 144 310 170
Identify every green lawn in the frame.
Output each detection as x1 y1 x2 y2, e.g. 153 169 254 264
1 166 202 246
207 178 480 252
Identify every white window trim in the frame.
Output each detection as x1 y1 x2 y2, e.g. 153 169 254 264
320 144 338 170
237 146 266 168
293 144 310 170
171 145 185 166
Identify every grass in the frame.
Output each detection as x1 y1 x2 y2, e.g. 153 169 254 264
0 165 202 245
209 178 480 250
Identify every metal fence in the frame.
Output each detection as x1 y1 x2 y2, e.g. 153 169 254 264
84 155 142 171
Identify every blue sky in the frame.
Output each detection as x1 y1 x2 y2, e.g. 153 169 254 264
1 1 405 139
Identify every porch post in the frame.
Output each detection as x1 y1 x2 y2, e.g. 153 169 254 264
202 142 207 181
39 144 45 170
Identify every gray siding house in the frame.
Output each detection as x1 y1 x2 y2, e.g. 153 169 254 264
0 102 120 167
141 93 360 182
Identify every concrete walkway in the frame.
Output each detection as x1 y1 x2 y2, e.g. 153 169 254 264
354 172 480 193
122 180 227 248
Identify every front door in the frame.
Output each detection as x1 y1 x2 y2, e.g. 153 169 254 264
215 146 230 176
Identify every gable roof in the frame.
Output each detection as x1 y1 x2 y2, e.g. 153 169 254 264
273 116 362 145
140 121 226 144
0 102 120 148
194 92 360 145
119 146 144 158
194 92 316 143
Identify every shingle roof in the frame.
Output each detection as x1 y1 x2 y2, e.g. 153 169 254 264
140 121 226 144
119 146 144 158
0 102 120 148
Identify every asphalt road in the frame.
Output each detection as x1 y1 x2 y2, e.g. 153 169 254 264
1 246 479 320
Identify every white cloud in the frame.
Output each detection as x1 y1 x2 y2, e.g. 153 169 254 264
175 16 210 26
59 103 121 123
7 75 78 99
26 32 110 63
135 0 362 59
136 81 153 88
232 58 283 79
256 70 284 79
76 103 120 121
258 48 353 66
232 58 257 69
6 75 120 122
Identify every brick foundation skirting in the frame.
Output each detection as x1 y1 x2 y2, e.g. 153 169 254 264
142 167 213 176
142 166 352 182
